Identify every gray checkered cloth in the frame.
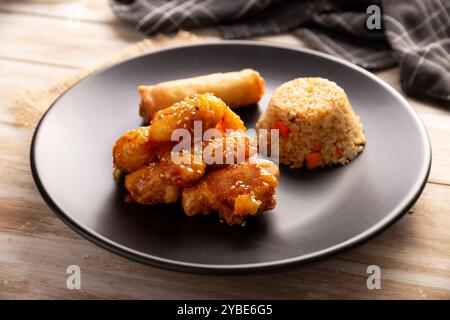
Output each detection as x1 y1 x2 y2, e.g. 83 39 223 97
111 0 450 106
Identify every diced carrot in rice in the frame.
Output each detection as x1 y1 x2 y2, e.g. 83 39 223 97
305 152 324 169
274 120 291 138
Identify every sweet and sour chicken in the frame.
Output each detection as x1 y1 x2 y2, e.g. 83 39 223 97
182 159 279 225
112 93 279 225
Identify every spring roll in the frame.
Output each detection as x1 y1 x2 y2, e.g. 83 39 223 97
138 69 265 123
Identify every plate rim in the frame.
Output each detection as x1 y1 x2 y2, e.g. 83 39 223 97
30 40 432 274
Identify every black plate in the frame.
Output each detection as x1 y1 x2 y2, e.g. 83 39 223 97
31 42 431 273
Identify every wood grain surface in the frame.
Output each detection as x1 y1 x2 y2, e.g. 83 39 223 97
0 0 449 299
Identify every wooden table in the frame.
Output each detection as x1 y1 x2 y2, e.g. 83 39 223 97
1 0 449 299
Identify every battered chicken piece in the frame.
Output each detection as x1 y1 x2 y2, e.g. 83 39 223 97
203 131 257 170
149 93 246 142
149 93 226 142
125 152 206 205
182 159 280 225
113 127 152 173
113 126 174 173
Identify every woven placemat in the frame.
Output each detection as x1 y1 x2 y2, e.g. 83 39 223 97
13 31 211 131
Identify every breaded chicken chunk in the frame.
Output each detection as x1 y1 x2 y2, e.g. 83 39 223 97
112 126 174 173
202 131 257 170
182 159 279 225
113 127 152 173
149 93 226 142
149 93 246 142
125 152 205 205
